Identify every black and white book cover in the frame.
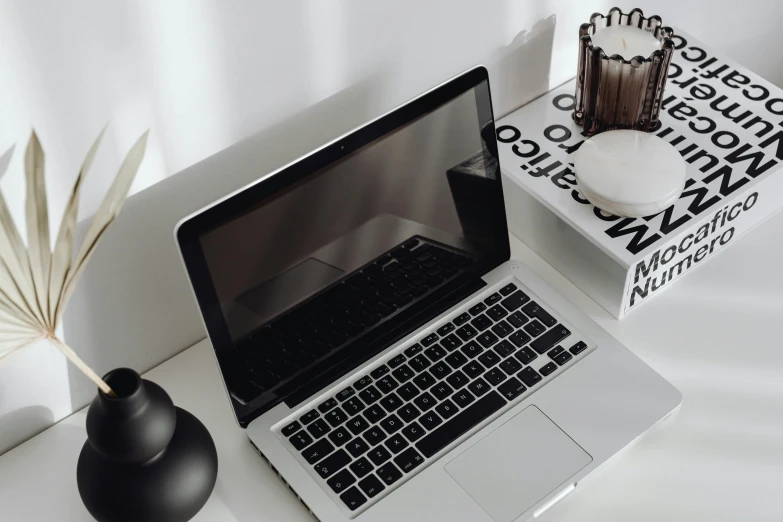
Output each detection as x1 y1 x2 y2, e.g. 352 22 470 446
496 30 783 317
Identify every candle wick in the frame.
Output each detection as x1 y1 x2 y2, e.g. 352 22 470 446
621 36 627 50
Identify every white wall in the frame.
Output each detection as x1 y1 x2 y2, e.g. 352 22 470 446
1 0 782 454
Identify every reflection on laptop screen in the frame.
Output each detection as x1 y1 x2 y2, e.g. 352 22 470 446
193 79 503 417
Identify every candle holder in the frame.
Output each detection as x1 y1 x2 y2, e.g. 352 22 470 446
573 7 675 136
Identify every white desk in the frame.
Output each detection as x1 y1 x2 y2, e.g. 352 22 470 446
2 230 783 521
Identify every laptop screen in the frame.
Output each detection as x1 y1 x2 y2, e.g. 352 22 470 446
178 69 508 425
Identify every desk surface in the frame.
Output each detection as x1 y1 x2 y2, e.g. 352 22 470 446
2 230 783 522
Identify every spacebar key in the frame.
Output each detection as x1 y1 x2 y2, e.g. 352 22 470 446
415 391 506 458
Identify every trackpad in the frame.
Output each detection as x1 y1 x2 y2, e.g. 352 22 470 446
445 406 592 522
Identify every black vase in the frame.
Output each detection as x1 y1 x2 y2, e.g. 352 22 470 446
77 368 218 522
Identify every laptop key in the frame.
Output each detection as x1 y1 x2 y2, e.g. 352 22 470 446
478 350 500 368
455 324 478 341
446 370 469 389
343 397 366 416
404 343 423 357
345 438 370 458
507 311 529 328
318 398 338 413
328 426 351 446
376 462 403 486
415 391 506 458
325 407 348 427
500 290 530 312
397 382 420 401
394 447 425 473
419 411 443 430
315 449 351 479
430 362 452 380
340 487 367 511
402 421 426 442
435 399 458 420
436 323 456 336
530 324 571 354
460 340 483 358
484 292 502 305
336 387 356 402
463 360 485 379
359 385 382 405
440 334 462 351
493 340 515 358
554 351 573 365
477 331 499 349
327 469 356 494
445 351 468 369
523 320 546 338
497 378 527 401
380 414 403 434
431 382 454 401
376 376 399 394
368 445 392 466
421 333 439 347
349 457 374 479
468 377 491 397
548 346 565 359
388 354 407 369
290 430 314 451
380 392 403 412
499 283 517 296
515 347 537 365
281 421 301 437
364 427 388 447
517 367 543 387
453 312 471 326
300 409 319 425
570 341 588 355
358 475 385 498
487 305 508 321
452 388 475 408
353 376 373 391
307 418 331 439
424 345 447 362
370 365 390 379
413 372 436 389
468 302 486 316
385 433 410 454
409 354 431 372
509 330 532 348
539 362 558 376
522 301 557 327
347 416 370 436
485 367 507 385
470 314 492 331
413 391 436 411
365 405 387 425
491 320 513 338
499 356 523 375
391 364 415 383
397 404 421 423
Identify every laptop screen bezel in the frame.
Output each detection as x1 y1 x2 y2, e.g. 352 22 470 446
176 66 510 427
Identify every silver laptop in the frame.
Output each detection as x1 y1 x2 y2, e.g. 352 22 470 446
176 67 681 522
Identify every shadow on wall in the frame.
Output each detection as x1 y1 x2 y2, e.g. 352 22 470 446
0 406 54 454
489 15 557 119
61 69 392 418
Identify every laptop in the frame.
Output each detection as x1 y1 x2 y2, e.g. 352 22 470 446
176 66 681 522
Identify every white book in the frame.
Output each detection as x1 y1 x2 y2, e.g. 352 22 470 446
497 29 783 318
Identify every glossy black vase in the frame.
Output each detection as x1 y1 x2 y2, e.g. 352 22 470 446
77 368 218 522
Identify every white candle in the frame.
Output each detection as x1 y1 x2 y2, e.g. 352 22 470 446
590 25 661 59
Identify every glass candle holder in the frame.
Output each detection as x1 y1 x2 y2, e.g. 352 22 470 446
573 8 675 136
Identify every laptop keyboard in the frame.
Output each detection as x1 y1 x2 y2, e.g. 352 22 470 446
275 280 593 516
223 237 473 404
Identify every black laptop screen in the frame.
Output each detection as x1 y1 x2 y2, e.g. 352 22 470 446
179 70 508 425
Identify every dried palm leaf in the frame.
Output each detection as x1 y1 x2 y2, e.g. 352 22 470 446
0 129 148 395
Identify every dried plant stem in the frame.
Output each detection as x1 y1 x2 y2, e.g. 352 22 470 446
48 335 114 397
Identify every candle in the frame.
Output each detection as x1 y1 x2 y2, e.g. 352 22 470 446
590 25 661 59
